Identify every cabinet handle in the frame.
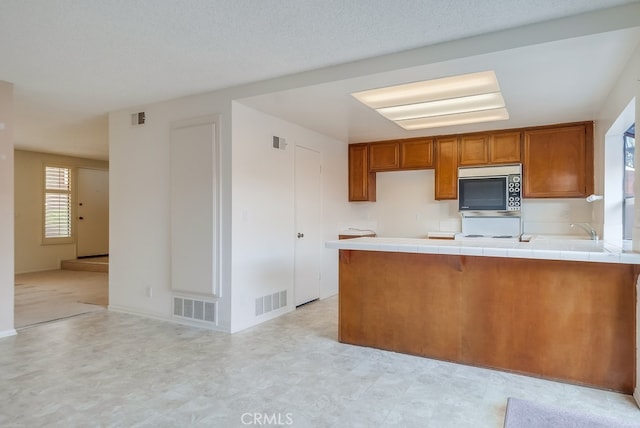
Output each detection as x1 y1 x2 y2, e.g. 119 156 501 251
297 233 304 238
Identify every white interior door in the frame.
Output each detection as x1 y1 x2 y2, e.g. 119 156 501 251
76 168 109 257
294 146 321 306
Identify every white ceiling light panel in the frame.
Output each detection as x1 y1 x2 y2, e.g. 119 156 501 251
376 92 506 121
352 71 509 130
396 108 510 130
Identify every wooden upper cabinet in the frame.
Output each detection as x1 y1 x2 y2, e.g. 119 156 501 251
348 121 591 202
459 135 489 165
400 138 433 169
459 132 521 165
523 123 594 198
489 132 521 164
349 143 376 201
435 137 458 200
369 142 399 171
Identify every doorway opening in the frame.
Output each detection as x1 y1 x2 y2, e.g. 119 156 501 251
14 155 109 329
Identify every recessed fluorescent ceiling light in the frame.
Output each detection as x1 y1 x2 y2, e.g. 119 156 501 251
352 71 509 130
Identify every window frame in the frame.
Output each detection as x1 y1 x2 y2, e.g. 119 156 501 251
623 124 635 241
42 164 74 245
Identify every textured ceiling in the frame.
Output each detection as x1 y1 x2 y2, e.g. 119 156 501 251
240 27 640 143
0 0 639 159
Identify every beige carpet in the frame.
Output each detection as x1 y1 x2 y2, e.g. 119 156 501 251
15 269 108 328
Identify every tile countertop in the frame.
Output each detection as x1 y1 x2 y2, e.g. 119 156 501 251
325 236 640 265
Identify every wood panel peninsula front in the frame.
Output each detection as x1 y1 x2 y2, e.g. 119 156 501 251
326 237 639 393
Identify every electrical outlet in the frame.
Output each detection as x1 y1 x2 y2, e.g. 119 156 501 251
145 286 153 298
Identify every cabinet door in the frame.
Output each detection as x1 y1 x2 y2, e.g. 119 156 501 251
349 144 376 201
489 132 521 164
459 135 488 166
523 124 593 198
400 138 433 169
369 142 400 171
435 137 458 200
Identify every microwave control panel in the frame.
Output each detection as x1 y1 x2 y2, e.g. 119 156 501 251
507 175 521 211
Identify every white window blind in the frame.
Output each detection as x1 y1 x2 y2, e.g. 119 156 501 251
44 166 72 239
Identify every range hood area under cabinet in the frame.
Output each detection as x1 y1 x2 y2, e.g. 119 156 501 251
347 121 594 202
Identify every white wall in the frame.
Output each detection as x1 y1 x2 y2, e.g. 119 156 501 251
14 150 108 273
230 102 352 332
0 81 15 338
521 199 592 236
350 170 456 238
110 96 353 333
109 95 232 331
595 43 640 245
347 168 592 238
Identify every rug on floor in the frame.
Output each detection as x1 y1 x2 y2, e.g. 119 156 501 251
504 397 640 428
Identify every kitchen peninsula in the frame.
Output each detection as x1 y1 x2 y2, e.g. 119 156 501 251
327 237 639 393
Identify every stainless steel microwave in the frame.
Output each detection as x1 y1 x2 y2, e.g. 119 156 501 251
458 164 522 212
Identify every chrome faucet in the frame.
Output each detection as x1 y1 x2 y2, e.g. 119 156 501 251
570 223 599 241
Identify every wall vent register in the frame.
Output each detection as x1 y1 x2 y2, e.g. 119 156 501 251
173 296 217 324
256 290 287 316
131 111 146 126
272 136 287 150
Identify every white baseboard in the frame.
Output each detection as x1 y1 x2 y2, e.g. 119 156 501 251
108 304 173 322
0 329 17 339
108 304 229 333
171 315 229 333
15 266 62 275
230 305 294 334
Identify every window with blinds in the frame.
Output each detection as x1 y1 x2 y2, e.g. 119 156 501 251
44 166 72 241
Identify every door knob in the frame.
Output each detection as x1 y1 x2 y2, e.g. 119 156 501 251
297 233 304 238
78 216 84 220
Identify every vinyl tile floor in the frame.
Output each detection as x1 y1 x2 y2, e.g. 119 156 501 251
0 296 638 428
